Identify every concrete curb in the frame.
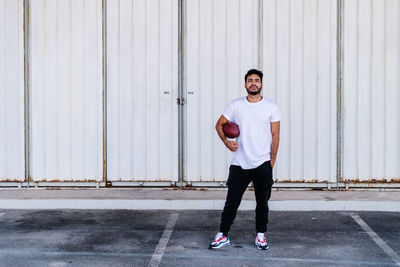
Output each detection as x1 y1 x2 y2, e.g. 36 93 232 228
0 199 399 211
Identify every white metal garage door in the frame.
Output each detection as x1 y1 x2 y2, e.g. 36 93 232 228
106 0 179 183
0 0 25 182
185 0 259 183
30 0 103 182
262 0 337 183
342 0 400 182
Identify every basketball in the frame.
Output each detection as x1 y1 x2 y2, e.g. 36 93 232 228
223 122 240 138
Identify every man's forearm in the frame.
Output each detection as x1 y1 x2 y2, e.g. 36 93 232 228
216 124 228 146
270 135 280 161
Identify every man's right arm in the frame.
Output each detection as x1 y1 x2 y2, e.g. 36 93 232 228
215 115 238 152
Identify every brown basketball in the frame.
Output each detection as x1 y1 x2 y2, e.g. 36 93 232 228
223 122 240 138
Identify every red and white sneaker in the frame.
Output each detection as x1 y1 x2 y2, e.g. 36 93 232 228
209 232 230 249
255 233 269 250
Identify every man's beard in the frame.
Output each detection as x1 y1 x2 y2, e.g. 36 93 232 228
247 86 262 95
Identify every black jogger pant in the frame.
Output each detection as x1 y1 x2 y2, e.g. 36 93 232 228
219 161 273 235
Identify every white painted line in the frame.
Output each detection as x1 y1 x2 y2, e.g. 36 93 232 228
269 200 400 212
148 213 179 267
49 262 67 267
351 214 400 266
0 213 5 217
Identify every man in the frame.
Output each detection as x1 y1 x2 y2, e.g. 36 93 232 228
209 69 282 250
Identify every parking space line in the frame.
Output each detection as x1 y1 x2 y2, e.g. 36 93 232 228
148 213 179 267
351 214 400 266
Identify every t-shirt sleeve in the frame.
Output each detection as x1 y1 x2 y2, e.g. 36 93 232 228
271 103 283 122
222 101 235 122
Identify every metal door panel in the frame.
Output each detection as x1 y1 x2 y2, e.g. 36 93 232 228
342 0 400 181
185 0 259 182
107 0 179 182
30 0 103 181
262 0 337 182
0 0 25 181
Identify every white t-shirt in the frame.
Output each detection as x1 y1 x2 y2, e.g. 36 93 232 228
222 96 282 169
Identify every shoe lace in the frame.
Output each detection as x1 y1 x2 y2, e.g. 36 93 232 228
214 232 224 241
257 233 265 243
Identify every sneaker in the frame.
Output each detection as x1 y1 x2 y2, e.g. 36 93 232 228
255 233 269 250
209 232 230 249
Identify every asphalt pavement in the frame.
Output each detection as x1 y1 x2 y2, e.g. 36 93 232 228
0 209 399 266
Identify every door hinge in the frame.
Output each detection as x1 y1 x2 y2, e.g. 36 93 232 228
176 98 185 105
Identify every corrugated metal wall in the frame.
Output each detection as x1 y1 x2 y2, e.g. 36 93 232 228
30 0 103 181
342 0 400 182
185 0 259 182
0 0 25 181
107 0 179 182
262 0 337 182
1 0 399 185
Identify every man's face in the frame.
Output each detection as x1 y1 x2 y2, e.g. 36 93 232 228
245 74 262 95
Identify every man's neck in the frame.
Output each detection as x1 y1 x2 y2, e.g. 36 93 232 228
246 94 263 103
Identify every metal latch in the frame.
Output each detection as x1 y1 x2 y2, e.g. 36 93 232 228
176 98 185 105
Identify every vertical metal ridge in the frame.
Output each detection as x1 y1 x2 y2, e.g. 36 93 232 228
258 0 263 70
24 0 31 186
336 0 343 188
238 0 241 88
158 0 161 179
117 0 121 180
369 0 373 178
2 0 7 180
178 0 184 187
56 0 60 178
224 0 228 167
43 0 47 180
131 0 135 179
69 0 72 180
315 0 318 179
102 0 107 185
355 0 360 180
274 0 277 99
304 0 308 179
225 0 228 105
81 0 86 179
211 0 214 179
288 0 292 179
383 0 387 178
144 0 147 180
302 0 306 180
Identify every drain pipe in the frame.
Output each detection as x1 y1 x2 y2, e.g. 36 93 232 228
24 0 31 189
336 0 344 189
178 0 185 189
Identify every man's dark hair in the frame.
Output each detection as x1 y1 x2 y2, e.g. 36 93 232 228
244 69 263 82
